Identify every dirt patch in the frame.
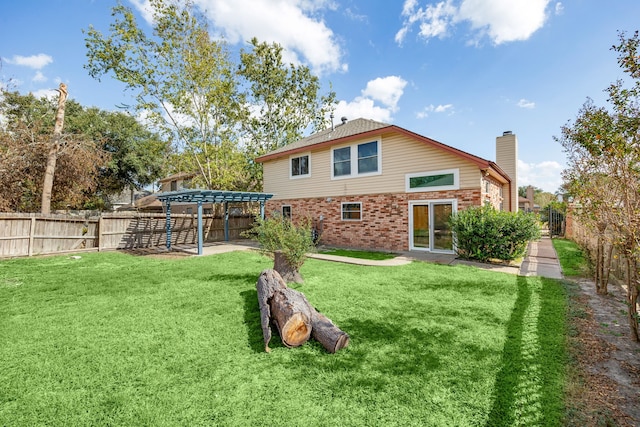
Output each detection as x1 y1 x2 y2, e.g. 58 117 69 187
566 278 640 426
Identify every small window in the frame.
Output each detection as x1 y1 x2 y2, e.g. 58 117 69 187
170 180 177 191
406 169 459 193
333 147 351 177
341 202 362 221
485 180 490 193
290 155 310 178
282 205 292 219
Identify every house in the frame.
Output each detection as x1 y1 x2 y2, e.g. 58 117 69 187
518 185 540 213
256 118 518 253
134 172 197 213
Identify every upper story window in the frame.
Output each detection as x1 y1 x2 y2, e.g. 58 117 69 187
290 154 310 178
332 140 381 179
170 180 177 191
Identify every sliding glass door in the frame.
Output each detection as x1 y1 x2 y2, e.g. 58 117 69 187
410 200 456 252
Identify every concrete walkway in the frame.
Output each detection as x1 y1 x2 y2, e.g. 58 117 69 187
518 236 563 279
178 236 564 279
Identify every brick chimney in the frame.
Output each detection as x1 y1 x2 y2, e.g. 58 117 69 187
496 131 518 212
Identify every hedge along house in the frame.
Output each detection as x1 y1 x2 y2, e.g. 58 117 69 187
256 118 518 253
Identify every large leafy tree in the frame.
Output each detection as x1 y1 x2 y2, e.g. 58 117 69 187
0 90 169 212
65 107 169 207
85 2 336 192
0 91 107 212
238 38 336 188
84 0 247 190
557 31 640 341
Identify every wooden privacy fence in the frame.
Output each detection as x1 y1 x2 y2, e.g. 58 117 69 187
565 210 638 285
0 212 254 258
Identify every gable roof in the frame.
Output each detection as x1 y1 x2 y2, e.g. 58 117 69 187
255 117 512 183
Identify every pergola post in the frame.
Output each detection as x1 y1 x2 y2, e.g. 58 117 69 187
224 201 229 242
197 201 203 255
260 201 265 219
165 201 172 251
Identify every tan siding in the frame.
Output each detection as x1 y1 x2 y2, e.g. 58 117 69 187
263 131 482 200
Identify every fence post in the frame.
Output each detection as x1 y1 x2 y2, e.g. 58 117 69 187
98 216 103 251
28 217 36 257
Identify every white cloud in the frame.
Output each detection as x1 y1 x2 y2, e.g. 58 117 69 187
416 103 454 118
555 2 564 15
361 76 407 112
4 54 53 70
333 98 393 123
517 98 535 109
332 75 409 123
518 159 563 193
30 88 58 100
32 71 47 83
200 0 345 75
129 0 346 75
397 0 552 45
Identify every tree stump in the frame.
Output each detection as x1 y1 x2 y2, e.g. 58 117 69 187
256 269 349 353
274 250 304 284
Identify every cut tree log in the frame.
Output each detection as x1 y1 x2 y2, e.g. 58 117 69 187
256 269 349 353
311 310 350 353
256 269 286 352
270 287 312 348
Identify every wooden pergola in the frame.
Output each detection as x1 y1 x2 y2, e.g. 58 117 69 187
155 189 274 255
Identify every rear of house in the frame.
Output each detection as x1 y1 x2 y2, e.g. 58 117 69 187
257 118 518 253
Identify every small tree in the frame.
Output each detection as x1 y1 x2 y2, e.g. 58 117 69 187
244 212 315 283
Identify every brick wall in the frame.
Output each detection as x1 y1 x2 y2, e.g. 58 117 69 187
266 189 481 251
482 176 506 210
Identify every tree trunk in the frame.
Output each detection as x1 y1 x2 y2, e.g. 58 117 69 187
41 83 68 214
256 269 286 352
626 255 639 342
311 310 350 353
256 269 349 353
274 250 303 284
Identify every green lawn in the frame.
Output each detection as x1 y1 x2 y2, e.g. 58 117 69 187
319 248 397 260
0 251 567 426
552 238 589 277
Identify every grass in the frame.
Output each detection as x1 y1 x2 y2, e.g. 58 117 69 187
552 238 589 277
1 250 568 426
318 248 397 260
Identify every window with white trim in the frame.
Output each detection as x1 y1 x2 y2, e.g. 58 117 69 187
332 140 381 179
282 205 292 219
406 169 460 192
290 154 310 178
341 202 362 221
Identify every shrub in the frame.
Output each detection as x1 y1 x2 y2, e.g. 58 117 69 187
449 205 541 262
243 212 315 270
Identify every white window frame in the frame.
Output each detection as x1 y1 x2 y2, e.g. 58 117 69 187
341 202 362 221
282 205 292 219
405 168 460 193
289 152 311 179
331 139 382 180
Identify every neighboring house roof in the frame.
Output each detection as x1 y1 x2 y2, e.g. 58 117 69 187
158 172 196 183
255 117 511 183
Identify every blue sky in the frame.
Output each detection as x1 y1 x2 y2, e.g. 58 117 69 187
2 0 639 193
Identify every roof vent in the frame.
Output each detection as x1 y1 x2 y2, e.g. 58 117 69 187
341 116 348 125
503 130 513 136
